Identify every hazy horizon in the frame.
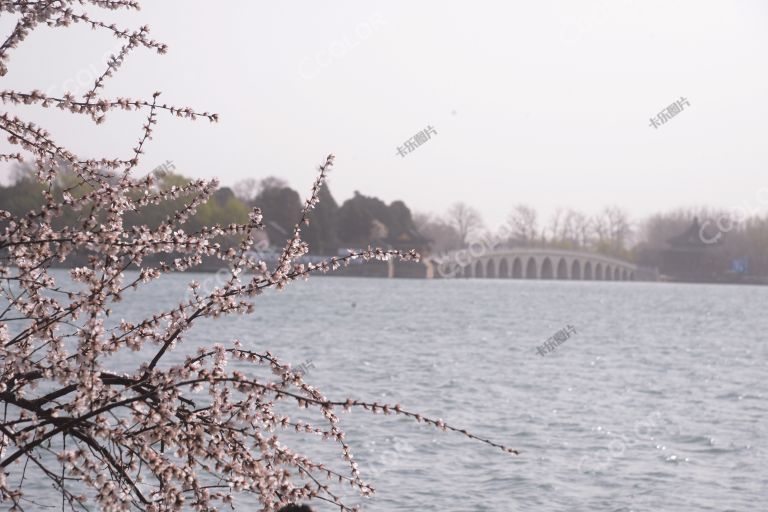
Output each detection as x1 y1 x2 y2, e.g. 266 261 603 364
1 0 766 228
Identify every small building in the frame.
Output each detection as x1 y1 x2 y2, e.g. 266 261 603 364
660 217 729 282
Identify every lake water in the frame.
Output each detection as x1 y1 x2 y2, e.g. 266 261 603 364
15 273 768 511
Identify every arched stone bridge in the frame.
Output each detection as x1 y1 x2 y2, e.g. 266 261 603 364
430 248 639 281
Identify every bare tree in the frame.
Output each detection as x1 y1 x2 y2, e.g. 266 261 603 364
234 177 290 204
552 209 591 248
0 3 515 511
592 206 632 255
568 210 592 247
546 208 565 245
446 202 484 246
233 177 259 202
258 175 289 192
413 212 462 254
506 204 538 245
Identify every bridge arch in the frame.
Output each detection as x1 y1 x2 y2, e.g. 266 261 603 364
525 257 537 279
512 258 523 278
614 267 621 280
556 258 568 279
498 258 509 278
594 263 603 280
541 257 554 279
571 259 582 280
486 259 496 278
474 260 484 278
583 261 592 279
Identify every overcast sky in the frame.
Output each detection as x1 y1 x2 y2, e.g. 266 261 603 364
2 0 767 228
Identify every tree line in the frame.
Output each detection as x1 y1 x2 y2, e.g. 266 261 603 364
0 164 423 256
4 165 767 275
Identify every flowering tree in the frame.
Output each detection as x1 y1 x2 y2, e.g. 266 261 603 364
0 2 517 510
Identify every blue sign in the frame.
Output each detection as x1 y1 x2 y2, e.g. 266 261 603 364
731 258 748 274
